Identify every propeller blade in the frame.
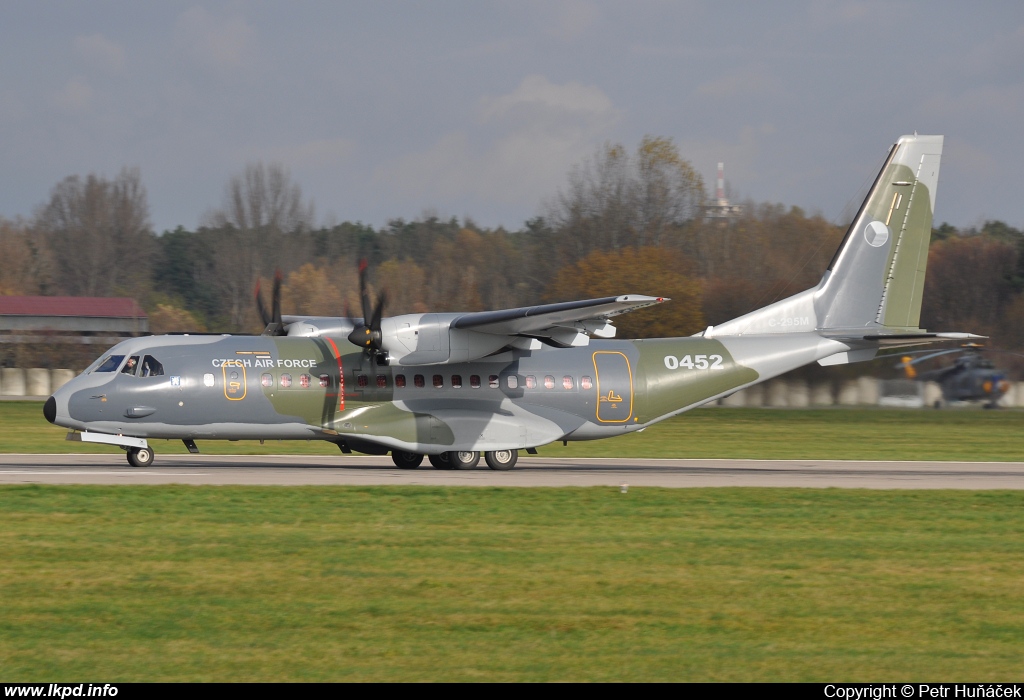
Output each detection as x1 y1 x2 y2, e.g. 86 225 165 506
254 279 270 326
271 269 283 326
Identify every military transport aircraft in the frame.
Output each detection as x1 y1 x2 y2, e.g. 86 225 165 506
45 134 977 469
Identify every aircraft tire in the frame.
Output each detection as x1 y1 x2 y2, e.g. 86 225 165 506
391 451 424 469
449 451 480 470
126 446 154 468
428 453 454 470
485 449 518 471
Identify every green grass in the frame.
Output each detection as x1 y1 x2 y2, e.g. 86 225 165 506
1 486 1023 681
7 401 1023 461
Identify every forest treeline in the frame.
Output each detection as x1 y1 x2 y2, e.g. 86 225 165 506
2 137 1023 370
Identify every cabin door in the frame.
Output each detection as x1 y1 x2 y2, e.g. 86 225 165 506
592 351 633 423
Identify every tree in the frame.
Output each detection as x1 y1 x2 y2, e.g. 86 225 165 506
37 168 154 297
548 137 706 258
0 217 52 295
204 162 316 330
545 247 705 338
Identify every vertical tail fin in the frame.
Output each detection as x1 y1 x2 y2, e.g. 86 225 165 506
817 134 943 331
706 134 943 338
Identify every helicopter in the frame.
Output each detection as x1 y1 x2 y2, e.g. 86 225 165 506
896 344 1017 408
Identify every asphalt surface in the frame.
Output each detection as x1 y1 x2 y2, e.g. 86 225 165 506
1 454 1023 488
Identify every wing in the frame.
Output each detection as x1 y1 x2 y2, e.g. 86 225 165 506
452 295 667 337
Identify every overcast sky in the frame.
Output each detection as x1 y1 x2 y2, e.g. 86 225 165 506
2 1 1022 234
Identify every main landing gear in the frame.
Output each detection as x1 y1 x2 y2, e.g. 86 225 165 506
126 446 154 468
392 450 519 470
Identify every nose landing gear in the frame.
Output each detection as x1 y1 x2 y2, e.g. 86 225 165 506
126 446 154 468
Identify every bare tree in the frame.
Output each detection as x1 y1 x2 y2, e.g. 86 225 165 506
548 137 706 257
204 162 315 330
37 168 153 297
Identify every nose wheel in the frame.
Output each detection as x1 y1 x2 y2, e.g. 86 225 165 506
126 446 154 468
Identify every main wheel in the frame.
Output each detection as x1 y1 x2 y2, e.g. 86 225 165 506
448 451 480 470
485 449 518 471
428 453 453 470
391 450 424 469
126 446 154 468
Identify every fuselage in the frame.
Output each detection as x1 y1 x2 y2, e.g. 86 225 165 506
45 331 826 454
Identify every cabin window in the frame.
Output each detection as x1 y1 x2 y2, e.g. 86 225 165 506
563 376 574 390
544 375 555 389
451 375 463 389
357 375 368 388
525 375 537 389
581 376 593 390
396 374 407 388
280 373 292 388
507 375 519 389
376 375 387 389
414 374 425 388
121 356 140 375
433 374 444 388
203 373 215 387
300 374 311 388
140 355 164 377
489 375 499 389
94 355 125 373
470 375 481 389
261 373 274 388
229 370 240 382
320 374 331 388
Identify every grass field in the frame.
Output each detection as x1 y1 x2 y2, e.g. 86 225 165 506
1 485 1022 681
5 401 1022 461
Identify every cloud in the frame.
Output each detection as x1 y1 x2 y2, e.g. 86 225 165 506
696 65 775 99
541 0 602 41
73 34 126 73
264 138 356 170
174 6 256 72
374 75 621 209
52 77 93 112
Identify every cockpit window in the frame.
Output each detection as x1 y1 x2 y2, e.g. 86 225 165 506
93 355 125 373
120 356 140 375
140 355 164 377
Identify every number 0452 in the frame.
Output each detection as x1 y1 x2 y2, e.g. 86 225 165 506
664 354 724 370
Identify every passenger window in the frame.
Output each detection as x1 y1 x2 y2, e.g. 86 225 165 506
452 375 462 389
140 355 164 377
525 375 537 389
299 374 311 388
320 374 331 388
470 375 481 389
544 375 555 389
396 374 407 388
433 374 444 388
261 373 274 388
357 375 368 388
507 375 519 389
581 376 593 390
376 375 387 389
563 376 574 390
94 355 125 373
414 374 425 388
121 356 140 375
489 375 499 389
280 373 292 388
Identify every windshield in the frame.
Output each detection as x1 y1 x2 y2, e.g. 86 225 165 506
93 355 125 373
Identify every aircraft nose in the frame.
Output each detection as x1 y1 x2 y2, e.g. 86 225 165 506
43 396 57 424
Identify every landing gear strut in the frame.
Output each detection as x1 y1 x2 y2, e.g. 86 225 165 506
126 446 154 468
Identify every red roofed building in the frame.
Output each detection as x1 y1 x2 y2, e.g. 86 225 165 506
0 296 148 344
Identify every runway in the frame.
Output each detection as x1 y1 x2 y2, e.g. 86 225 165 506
1 454 1023 488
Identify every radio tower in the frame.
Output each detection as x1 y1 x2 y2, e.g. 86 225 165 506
704 162 742 222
